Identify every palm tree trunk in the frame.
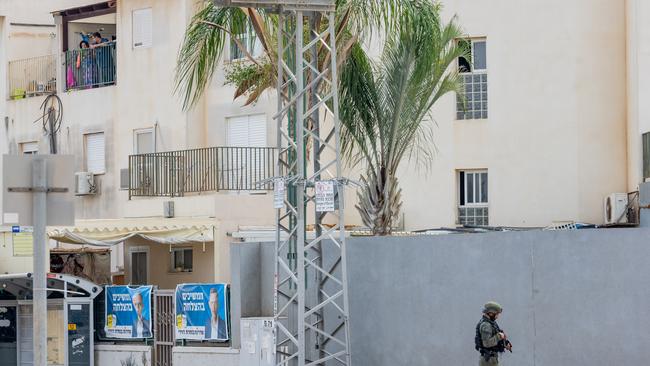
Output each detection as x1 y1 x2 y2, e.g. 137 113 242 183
356 169 402 235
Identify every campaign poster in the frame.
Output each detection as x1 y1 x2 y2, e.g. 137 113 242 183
104 285 153 339
175 284 229 341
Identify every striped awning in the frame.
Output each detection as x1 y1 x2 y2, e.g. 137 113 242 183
48 218 216 246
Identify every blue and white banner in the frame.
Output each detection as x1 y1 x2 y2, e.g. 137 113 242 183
175 283 229 341
105 285 153 339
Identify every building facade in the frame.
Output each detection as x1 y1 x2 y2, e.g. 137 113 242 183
0 0 646 278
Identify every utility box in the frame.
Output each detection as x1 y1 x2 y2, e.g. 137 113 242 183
240 317 275 366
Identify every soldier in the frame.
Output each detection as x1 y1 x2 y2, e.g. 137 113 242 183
475 301 512 365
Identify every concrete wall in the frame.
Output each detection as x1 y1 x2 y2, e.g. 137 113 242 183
95 344 152 366
172 346 239 366
233 228 650 365
346 229 650 366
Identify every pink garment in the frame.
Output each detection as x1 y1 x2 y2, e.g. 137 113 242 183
67 65 75 88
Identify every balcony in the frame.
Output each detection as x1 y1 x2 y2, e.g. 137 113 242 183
8 55 57 99
128 146 278 198
63 42 116 91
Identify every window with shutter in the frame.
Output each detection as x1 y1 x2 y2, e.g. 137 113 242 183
20 141 38 155
132 8 153 49
226 114 268 190
85 132 106 174
134 128 155 154
227 114 267 147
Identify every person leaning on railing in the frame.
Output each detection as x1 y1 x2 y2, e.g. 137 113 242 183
77 41 94 88
90 32 114 85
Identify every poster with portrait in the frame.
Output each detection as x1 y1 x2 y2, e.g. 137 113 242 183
104 285 153 339
175 283 229 341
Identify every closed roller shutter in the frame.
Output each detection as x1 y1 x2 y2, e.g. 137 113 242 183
85 132 105 174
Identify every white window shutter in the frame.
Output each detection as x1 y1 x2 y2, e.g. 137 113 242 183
247 114 267 147
133 8 153 49
227 115 250 147
86 132 105 174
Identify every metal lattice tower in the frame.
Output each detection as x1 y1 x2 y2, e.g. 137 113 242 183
273 7 351 366
214 2 350 364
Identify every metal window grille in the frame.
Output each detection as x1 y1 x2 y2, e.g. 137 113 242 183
8 55 57 99
63 43 116 91
457 73 488 120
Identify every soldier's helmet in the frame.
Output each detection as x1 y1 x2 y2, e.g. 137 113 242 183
483 301 503 314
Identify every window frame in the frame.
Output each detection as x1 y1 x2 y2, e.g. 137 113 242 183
128 246 150 285
229 23 263 62
458 38 487 74
133 127 156 154
19 141 39 155
458 170 488 207
84 131 106 175
170 247 193 273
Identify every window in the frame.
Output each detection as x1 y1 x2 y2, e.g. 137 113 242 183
230 23 263 61
227 114 267 147
20 141 38 155
134 128 155 154
132 8 153 49
642 132 650 180
130 248 148 285
457 38 488 120
171 248 193 272
458 170 488 226
84 132 105 174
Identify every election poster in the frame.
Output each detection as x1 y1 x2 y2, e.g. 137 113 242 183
175 283 229 341
105 285 153 339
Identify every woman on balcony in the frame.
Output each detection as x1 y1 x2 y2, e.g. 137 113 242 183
78 41 94 88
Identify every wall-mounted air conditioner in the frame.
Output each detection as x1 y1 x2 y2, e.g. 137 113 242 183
604 193 628 225
75 172 96 196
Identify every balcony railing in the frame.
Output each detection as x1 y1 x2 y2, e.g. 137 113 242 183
8 55 57 99
128 146 278 198
63 42 116 91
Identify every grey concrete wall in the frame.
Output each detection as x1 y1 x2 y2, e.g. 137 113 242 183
347 229 650 366
231 228 650 365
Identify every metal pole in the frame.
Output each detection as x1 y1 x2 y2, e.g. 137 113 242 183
294 11 306 366
32 158 48 366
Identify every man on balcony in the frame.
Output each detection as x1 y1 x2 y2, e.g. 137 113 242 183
90 32 114 85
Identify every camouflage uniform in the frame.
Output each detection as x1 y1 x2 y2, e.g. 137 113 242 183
476 301 506 366
478 316 501 366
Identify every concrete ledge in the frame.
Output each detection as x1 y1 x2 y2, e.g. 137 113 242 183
95 344 151 352
173 346 239 354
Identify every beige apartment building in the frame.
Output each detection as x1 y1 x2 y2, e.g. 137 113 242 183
0 0 647 281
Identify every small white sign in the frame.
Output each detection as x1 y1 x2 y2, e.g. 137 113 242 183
3 213 18 224
273 179 285 209
315 181 335 212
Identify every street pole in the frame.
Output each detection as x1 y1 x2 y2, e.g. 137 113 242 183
32 158 47 366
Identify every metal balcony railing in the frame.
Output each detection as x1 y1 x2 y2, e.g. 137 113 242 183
63 42 116 91
8 55 57 99
128 146 278 198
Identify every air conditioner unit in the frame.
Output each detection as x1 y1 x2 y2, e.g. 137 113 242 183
75 172 96 195
604 193 628 225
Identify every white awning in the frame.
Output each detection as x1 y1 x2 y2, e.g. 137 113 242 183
48 218 216 246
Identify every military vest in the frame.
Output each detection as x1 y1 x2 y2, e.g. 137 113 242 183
474 317 506 354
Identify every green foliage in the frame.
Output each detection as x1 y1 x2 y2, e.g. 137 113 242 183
224 60 275 105
339 3 468 234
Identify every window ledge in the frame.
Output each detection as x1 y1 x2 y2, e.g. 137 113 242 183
168 271 194 275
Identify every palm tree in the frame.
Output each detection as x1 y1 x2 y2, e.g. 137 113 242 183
338 4 468 235
175 0 437 109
